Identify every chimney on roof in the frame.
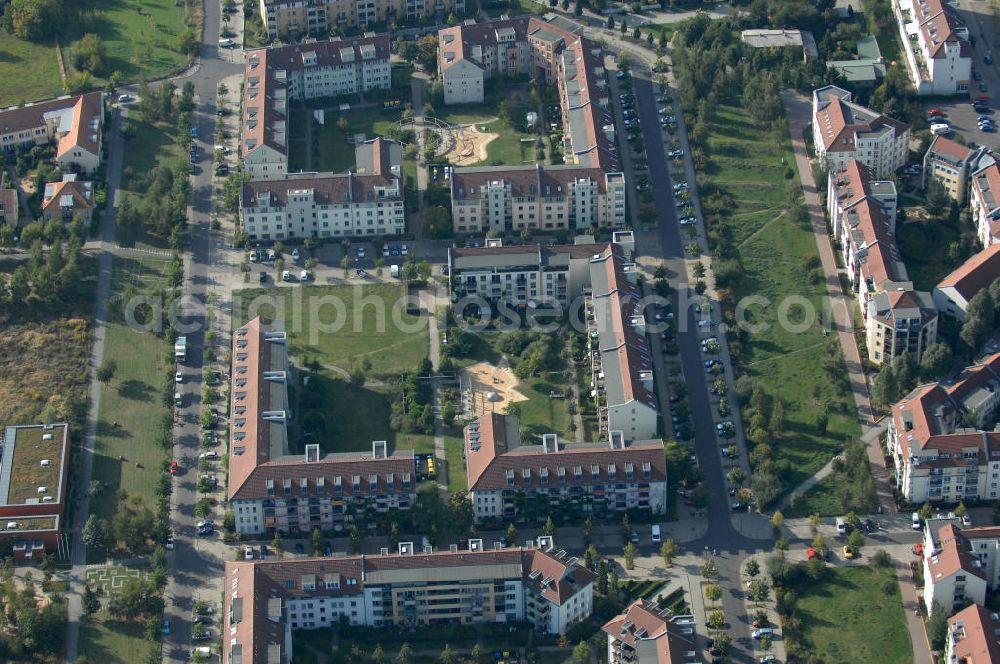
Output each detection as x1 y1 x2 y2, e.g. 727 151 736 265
398 542 414 555
372 440 387 459
469 539 483 552
305 444 320 462
609 430 625 449
542 433 560 453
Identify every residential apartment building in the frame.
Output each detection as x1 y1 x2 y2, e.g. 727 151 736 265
240 138 404 241
924 135 976 204
464 414 667 522
602 599 698 664
812 86 910 178
934 243 1000 321
946 604 1000 663
886 353 1000 504
893 0 972 95
0 188 17 226
41 174 93 223
588 244 658 441
222 542 594 663
228 318 418 536
867 289 939 364
827 161 936 364
241 35 391 180
447 238 608 308
0 92 104 174
450 165 626 234
923 523 990 613
0 424 70 561
971 161 1000 248
258 0 465 38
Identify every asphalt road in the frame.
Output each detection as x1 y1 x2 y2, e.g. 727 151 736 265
159 2 244 662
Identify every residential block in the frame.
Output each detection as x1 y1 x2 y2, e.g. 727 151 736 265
41 174 94 224
0 92 104 175
933 243 1000 321
222 542 593 663
893 0 971 95
946 604 1000 663
924 135 975 204
602 599 697 664
240 138 405 241
812 86 910 178
257 0 465 38
240 35 391 180
971 161 1000 248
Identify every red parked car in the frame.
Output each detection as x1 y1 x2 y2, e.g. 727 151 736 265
169 460 179 475
928 108 946 117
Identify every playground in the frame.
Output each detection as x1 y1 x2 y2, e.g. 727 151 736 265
443 123 498 166
460 360 528 417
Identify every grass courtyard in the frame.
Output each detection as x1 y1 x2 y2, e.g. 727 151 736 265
703 103 861 490
897 216 967 292
235 283 429 377
80 613 149 664
790 565 911 663
90 257 172 542
288 106 402 173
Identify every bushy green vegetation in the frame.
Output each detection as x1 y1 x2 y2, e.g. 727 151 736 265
0 566 67 661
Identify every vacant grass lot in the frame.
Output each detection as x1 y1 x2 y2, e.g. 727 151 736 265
80 614 149 664
705 103 861 489
477 116 535 166
235 284 429 377
90 257 172 535
0 31 63 105
792 565 911 664
897 217 965 291
118 117 187 248
0 256 97 427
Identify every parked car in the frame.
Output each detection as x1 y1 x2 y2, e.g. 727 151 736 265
200 451 219 460
752 628 774 640
668 149 685 158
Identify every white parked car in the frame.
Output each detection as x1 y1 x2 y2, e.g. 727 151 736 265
199 451 219 460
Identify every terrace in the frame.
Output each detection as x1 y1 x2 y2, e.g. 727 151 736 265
2 424 66 506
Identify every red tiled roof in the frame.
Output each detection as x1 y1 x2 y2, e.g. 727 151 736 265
930 524 986 582
948 604 1000 664
55 92 103 161
463 414 666 492
814 88 909 152
41 179 93 212
937 244 1000 301
602 599 695 664
927 135 974 163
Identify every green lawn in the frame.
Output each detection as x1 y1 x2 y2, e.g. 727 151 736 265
444 432 467 492
63 0 191 87
80 615 151 664
705 103 861 490
897 217 966 291
0 31 63 106
90 257 172 535
477 116 536 166
290 106 403 173
120 118 186 192
792 565 912 664
784 474 848 518
235 284 429 377
516 374 571 438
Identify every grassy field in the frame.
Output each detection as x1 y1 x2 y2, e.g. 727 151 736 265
704 103 861 489
792 565 912 663
90 257 172 532
897 217 966 291
0 31 63 106
235 284 428 377
289 106 403 173
444 432 467 492
0 256 97 427
477 117 536 166
79 615 150 664
120 118 186 191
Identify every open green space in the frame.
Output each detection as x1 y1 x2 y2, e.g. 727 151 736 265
897 218 965 292
235 284 429 377
444 432 467 493
476 117 536 166
704 103 861 491
289 106 402 173
791 565 911 663
0 31 63 106
79 614 150 664
120 119 186 192
90 257 172 533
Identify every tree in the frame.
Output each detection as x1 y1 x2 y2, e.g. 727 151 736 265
706 609 725 630
660 539 678 568
373 644 387 664
542 516 556 536
926 177 950 216
112 495 155 552
771 511 784 536
744 558 760 580
583 515 594 544
623 542 637 570
82 584 100 616
928 601 949 649
108 577 163 620
311 527 322 556
72 34 107 75
97 359 117 383
505 522 518 547
920 342 953 380
812 533 826 552
439 643 457 664
701 559 718 580
3 0 63 40
396 643 412 664
415 35 439 72
584 544 599 571
956 502 968 518
571 641 591 664
847 528 864 552
82 514 109 552
704 584 722 604
597 559 608 594
350 525 364 554
747 578 770 605
919 502 934 520
272 533 284 559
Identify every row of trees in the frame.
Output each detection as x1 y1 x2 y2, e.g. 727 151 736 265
389 365 436 435
2 232 87 314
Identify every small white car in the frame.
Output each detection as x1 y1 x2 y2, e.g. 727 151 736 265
199 451 219 460
175 371 183 383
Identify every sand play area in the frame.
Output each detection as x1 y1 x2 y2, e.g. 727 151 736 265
461 359 528 417
444 124 498 166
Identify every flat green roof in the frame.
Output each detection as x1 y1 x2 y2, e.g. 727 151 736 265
3 425 67 506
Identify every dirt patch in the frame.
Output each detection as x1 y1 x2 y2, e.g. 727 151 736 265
444 124 498 166
460 360 528 417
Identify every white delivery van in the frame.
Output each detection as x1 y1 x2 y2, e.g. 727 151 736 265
651 524 661 543
912 512 922 530
836 517 846 535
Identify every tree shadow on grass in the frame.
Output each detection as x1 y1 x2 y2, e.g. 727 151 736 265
116 378 154 401
97 420 133 439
